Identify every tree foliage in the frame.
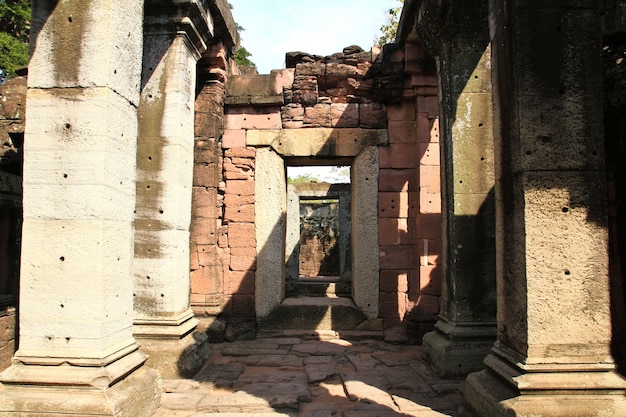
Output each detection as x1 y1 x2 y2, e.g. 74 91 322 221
0 0 30 79
233 45 255 68
376 0 403 46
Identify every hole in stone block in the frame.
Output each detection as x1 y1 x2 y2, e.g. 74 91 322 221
59 256 65 262
562 207 569 213
60 304 64 308
564 269 571 275
64 123 71 129
526 150 532 155
68 15 72 23
63 173 68 178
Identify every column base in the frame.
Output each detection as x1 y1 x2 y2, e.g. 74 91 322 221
465 347 626 417
0 345 161 416
422 319 496 377
134 310 209 378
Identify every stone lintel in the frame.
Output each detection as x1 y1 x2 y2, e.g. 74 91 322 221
0 366 161 417
246 128 389 157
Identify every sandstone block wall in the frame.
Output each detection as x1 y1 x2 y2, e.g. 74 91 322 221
190 42 441 342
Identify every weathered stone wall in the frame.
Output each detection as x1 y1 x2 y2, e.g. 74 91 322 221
378 41 440 342
0 75 25 371
298 201 340 278
190 42 440 342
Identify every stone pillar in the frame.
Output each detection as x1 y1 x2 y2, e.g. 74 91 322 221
420 0 497 377
465 1 626 415
132 7 211 378
0 1 161 416
255 147 286 317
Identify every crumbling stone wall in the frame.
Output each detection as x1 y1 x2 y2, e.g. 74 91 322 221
298 201 340 278
191 42 440 342
0 74 25 370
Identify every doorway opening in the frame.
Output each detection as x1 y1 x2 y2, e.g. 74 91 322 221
285 164 351 298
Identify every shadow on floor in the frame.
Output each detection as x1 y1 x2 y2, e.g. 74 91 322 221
155 333 472 417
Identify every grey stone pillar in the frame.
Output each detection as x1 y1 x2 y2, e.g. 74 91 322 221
465 1 626 415
132 3 211 378
420 0 497 377
0 1 161 415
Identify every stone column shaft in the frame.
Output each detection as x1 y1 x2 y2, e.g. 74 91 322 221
133 26 208 378
0 1 161 416
465 1 626 415
421 0 497 378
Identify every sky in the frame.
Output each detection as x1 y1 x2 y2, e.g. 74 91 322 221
228 0 397 182
228 0 397 74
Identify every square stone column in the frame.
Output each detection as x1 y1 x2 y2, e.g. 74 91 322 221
0 1 161 416
420 0 497 377
133 13 211 378
465 1 626 415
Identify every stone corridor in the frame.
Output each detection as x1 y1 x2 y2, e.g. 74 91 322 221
155 332 467 417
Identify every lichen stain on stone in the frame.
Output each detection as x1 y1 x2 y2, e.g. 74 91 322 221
135 45 172 255
48 0 91 85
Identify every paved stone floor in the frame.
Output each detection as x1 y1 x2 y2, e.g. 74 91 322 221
154 330 472 416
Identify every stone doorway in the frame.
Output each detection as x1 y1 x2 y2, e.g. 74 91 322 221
285 168 352 299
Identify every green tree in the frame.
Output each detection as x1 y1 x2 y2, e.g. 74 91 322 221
0 0 30 79
233 46 255 68
376 0 403 46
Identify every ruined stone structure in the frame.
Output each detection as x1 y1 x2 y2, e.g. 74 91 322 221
0 0 623 416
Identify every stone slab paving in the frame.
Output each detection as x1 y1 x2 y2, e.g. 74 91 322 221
154 331 473 417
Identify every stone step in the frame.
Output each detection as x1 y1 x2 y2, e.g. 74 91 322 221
257 297 369 331
285 279 351 297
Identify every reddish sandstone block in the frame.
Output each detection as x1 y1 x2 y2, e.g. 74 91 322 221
418 238 441 265
222 129 246 149
418 213 442 240
379 291 407 324
218 226 229 248
224 203 255 223
410 74 438 87
380 270 409 293
190 217 217 245
228 223 256 247
420 187 442 214
225 179 255 196
227 270 255 295
230 254 257 272
190 244 200 270
225 113 243 130
387 102 416 121
419 165 441 193
193 163 219 187
304 104 331 127
417 112 431 143
379 144 418 169
379 168 418 192
388 120 418 144
225 147 256 159
379 218 415 245
192 187 218 218
190 265 222 295
379 245 417 269
194 140 218 163
379 191 418 218
430 118 440 142
418 95 438 118
331 103 359 128
419 142 440 166
197 244 219 266
359 102 387 128
231 246 257 258
420 265 442 296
